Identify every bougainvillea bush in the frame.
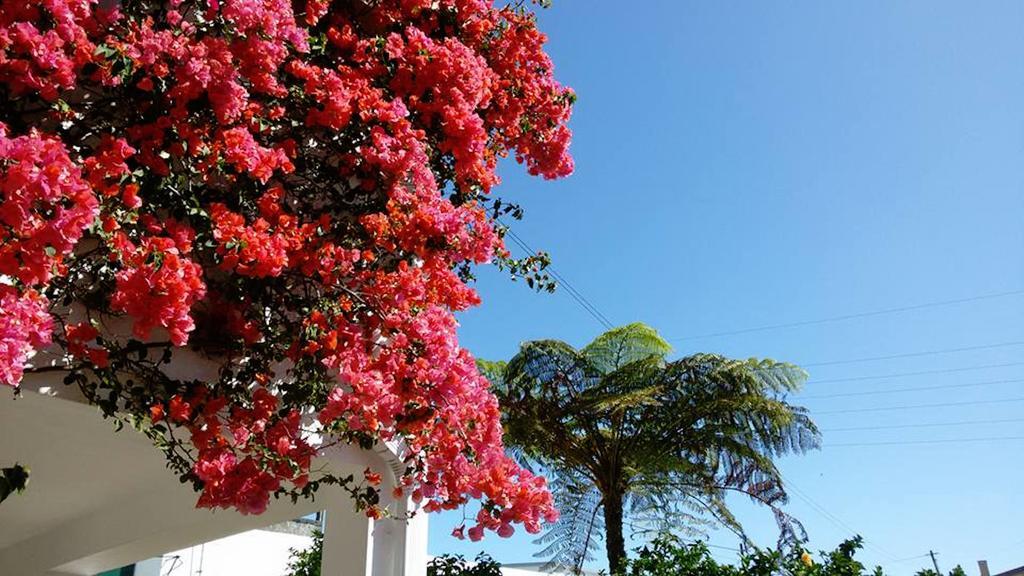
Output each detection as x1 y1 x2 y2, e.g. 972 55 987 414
0 0 574 539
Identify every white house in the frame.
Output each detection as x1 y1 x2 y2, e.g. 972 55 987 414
103 525 595 576
0 378 427 576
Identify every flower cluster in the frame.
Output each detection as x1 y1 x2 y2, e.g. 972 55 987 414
0 0 113 100
0 286 52 387
0 123 93 387
154 386 314 516
209 188 302 278
0 124 98 286
0 0 574 539
109 233 207 346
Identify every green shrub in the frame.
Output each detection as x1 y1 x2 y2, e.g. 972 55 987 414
284 535 501 576
284 530 322 576
283 528 964 576
617 535 883 576
428 553 503 576
617 534 970 576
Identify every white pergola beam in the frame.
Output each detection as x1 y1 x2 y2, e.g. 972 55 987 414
0 389 428 576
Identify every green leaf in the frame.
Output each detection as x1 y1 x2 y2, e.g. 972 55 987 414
495 324 820 574
580 322 671 375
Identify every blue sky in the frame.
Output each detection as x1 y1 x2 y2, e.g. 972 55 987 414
428 1 1024 574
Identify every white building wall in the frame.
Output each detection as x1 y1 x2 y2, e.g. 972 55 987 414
142 528 565 576
157 529 313 576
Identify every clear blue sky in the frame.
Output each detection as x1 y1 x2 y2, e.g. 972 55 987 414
428 2 1024 574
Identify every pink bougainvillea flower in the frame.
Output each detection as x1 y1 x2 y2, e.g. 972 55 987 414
0 0 573 539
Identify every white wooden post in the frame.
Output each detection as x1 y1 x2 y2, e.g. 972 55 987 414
320 497 428 576
321 503 374 576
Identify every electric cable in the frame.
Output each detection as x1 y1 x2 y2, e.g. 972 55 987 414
826 436 1024 448
820 417 1024 433
669 289 1024 341
814 397 1024 415
809 361 1024 384
799 377 1024 399
778 473 899 562
801 341 1024 368
502 227 615 330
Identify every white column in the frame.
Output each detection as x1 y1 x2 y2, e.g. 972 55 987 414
370 499 429 576
320 498 429 576
321 504 374 576
400 504 429 576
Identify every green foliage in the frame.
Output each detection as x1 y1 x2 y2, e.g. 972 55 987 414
283 534 503 576
618 535 739 576
789 537 884 576
0 463 29 505
915 567 968 576
617 534 885 576
284 530 323 576
489 323 821 574
428 553 503 576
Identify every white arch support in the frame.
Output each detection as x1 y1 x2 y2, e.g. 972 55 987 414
0 388 428 576
321 496 428 576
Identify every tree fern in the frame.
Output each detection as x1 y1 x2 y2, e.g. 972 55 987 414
489 323 821 574
532 469 605 573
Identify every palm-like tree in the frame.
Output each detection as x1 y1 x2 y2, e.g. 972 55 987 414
481 323 820 575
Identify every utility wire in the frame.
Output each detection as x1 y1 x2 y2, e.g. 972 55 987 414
502 227 614 330
801 341 1024 368
814 397 1024 415
799 377 1024 400
821 417 1024 433
809 361 1024 384
668 289 1024 341
826 436 1024 448
990 536 1024 555
778 473 899 562
508 231 613 329
884 554 933 564
496 235 1024 366
707 543 741 552
687 541 741 553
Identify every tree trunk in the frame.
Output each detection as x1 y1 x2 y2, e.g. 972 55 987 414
603 490 626 575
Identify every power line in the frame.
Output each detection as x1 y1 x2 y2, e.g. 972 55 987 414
826 436 1024 448
801 340 1024 368
497 229 1024 387
508 232 613 329
809 361 1024 384
821 417 1024 433
778 473 899 562
885 553 933 564
707 543 741 552
669 289 1024 341
688 541 741 553
502 227 614 330
814 397 1024 415
800 377 1024 400
990 535 1024 555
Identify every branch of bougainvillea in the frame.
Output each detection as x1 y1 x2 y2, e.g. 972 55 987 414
162 424 198 467
483 197 526 222
491 222 556 293
23 365 74 375
23 341 173 374
0 0 570 534
280 271 371 310
351 0 382 20
173 0 203 23
0 463 29 505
